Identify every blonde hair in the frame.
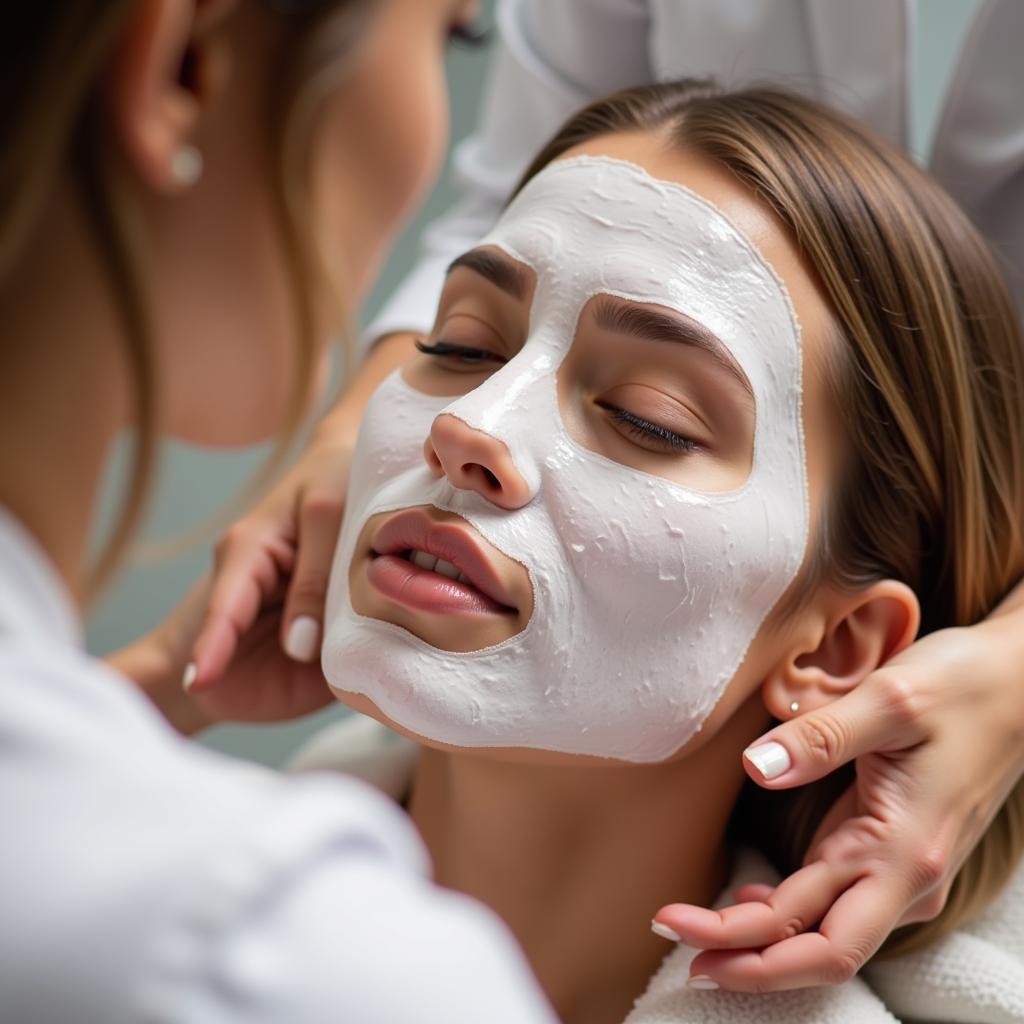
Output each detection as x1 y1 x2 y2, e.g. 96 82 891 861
0 1 373 598
515 79 1024 957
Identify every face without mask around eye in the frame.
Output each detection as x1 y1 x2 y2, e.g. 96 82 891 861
322 155 808 763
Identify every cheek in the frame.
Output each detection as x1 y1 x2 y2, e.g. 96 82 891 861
316 33 449 298
368 45 449 213
149 142 314 446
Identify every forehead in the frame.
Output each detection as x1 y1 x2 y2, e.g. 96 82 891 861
558 131 834 353
478 148 804 412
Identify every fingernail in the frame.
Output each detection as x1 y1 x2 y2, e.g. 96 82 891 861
182 662 197 693
744 740 791 780
285 616 320 662
687 975 720 991
651 920 681 942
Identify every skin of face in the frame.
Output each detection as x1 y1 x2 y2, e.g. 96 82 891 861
340 128 919 767
124 0 477 445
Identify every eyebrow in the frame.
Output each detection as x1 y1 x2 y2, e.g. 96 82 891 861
592 296 753 398
446 248 531 302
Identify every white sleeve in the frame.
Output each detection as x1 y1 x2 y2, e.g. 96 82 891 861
203 857 556 1024
363 0 653 348
929 0 1024 309
133 776 556 1024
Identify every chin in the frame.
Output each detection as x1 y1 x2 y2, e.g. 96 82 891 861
328 687 466 753
326 686 648 769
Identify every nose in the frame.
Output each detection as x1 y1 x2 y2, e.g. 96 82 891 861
424 414 533 510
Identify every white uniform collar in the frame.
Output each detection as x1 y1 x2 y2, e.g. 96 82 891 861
0 504 82 649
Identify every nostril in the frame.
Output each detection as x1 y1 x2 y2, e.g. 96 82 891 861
462 464 502 492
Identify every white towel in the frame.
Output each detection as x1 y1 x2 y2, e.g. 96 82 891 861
863 861 1024 1023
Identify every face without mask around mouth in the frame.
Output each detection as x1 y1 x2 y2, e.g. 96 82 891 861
322 155 808 763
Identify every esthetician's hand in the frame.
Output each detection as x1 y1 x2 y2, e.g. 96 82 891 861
186 425 353 691
114 572 336 735
184 332 419 699
653 593 1024 991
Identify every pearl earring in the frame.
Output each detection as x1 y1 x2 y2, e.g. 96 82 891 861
171 145 203 188
789 700 800 715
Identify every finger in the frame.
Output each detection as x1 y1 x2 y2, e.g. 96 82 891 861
733 884 775 903
803 785 860 865
655 860 847 950
741 667 931 788
688 875 903 991
898 880 951 927
281 492 345 663
190 534 292 688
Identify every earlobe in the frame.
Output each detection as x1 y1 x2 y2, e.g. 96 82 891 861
762 580 920 718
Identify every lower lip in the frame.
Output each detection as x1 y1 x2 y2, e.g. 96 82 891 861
367 554 513 617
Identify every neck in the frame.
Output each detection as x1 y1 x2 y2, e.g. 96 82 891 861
409 693 771 1024
0 183 128 605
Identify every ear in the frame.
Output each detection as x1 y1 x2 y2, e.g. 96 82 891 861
104 0 239 193
762 580 920 719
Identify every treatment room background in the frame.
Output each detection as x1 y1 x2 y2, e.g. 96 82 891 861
86 0 980 767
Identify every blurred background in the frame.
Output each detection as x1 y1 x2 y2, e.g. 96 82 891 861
86 0 981 767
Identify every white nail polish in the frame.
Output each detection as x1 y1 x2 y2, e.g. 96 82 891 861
285 616 320 662
744 740 791 780
182 662 197 693
687 975 720 991
651 921 681 942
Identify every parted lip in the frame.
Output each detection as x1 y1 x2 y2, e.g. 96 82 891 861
369 508 519 612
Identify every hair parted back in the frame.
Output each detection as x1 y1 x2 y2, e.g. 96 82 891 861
0 1 373 599
515 79 1024 958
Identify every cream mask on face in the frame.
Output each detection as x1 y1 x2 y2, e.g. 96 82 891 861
322 155 808 763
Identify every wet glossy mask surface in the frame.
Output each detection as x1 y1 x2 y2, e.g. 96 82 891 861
322 156 808 762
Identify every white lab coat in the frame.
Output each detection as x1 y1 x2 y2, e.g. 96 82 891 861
0 507 555 1023
368 0 1024 347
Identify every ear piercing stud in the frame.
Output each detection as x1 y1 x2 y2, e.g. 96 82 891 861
789 700 800 715
171 144 204 188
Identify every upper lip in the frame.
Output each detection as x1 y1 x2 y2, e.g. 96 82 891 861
370 508 519 611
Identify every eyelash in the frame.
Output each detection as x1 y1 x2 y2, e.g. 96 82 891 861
601 404 698 453
415 338 504 365
416 341 696 453
448 22 491 47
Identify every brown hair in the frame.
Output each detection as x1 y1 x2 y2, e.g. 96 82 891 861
515 79 1024 957
0 1 373 597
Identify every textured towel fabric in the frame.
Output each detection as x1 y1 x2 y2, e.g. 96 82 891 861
291 715 1024 1022
625 849 900 1024
863 862 1024 1023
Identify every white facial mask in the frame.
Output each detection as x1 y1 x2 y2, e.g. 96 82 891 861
323 155 808 763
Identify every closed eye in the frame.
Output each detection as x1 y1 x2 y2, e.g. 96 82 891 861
415 338 506 367
598 402 699 453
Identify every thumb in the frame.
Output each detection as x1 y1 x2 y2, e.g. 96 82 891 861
741 668 929 787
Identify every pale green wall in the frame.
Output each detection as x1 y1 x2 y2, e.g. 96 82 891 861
86 0 981 768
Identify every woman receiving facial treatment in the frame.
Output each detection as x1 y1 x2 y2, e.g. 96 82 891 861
290 80 1024 1022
